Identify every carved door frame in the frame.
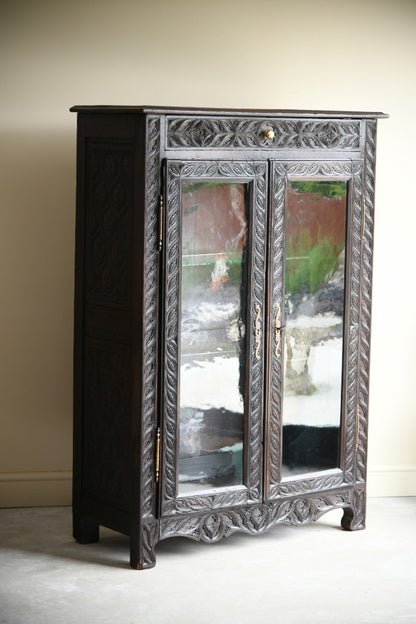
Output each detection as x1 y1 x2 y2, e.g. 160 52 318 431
264 159 365 500
159 159 268 517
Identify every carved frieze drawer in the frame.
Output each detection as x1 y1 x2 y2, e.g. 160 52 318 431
166 116 362 150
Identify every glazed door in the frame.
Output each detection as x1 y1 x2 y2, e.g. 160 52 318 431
160 160 268 517
265 160 364 500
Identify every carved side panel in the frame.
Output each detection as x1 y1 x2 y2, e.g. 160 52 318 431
266 161 363 500
167 118 361 150
82 140 134 510
85 140 133 303
160 491 352 542
83 342 131 510
161 160 267 516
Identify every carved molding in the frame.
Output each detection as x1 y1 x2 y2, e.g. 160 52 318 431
278 473 345 497
266 169 285 488
273 160 362 178
167 118 361 150
249 162 267 500
141 117 161 518
355 121 377 484
344 163 364 485
161 160 181 510
161 160 267 515
172 490 249 515
160 491 353 542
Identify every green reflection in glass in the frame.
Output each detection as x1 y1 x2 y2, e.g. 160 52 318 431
282 180 347 478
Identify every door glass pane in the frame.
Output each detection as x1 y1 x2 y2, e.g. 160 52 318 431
282 180 347 478
178 181 249 495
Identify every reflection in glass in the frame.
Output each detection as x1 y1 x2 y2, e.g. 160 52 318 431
178 181 249 495
282 180 347 478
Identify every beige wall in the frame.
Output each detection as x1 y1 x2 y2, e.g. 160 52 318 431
1 0 415 506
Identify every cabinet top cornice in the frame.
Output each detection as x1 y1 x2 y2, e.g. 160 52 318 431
69 105 388 119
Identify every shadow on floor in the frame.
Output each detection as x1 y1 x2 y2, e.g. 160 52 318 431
0 505 345 570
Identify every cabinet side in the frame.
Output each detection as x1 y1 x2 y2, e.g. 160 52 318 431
72 112 146 538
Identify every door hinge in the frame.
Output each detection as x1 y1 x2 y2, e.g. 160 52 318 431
158 194 163 252
155 426 161 483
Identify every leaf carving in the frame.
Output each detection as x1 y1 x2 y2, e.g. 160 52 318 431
167 118 361 150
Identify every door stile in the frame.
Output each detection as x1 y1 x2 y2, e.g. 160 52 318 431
155 159 167 522
264 163 286 499
243 162 268 505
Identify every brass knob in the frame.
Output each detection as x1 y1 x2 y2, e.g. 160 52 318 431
263 128 275 140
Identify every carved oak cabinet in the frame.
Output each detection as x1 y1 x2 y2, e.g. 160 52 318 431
71 106 387 569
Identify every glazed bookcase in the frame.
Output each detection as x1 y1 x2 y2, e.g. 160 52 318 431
71 106 387 569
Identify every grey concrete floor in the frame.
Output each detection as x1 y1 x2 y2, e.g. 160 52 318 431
0 498 415 624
